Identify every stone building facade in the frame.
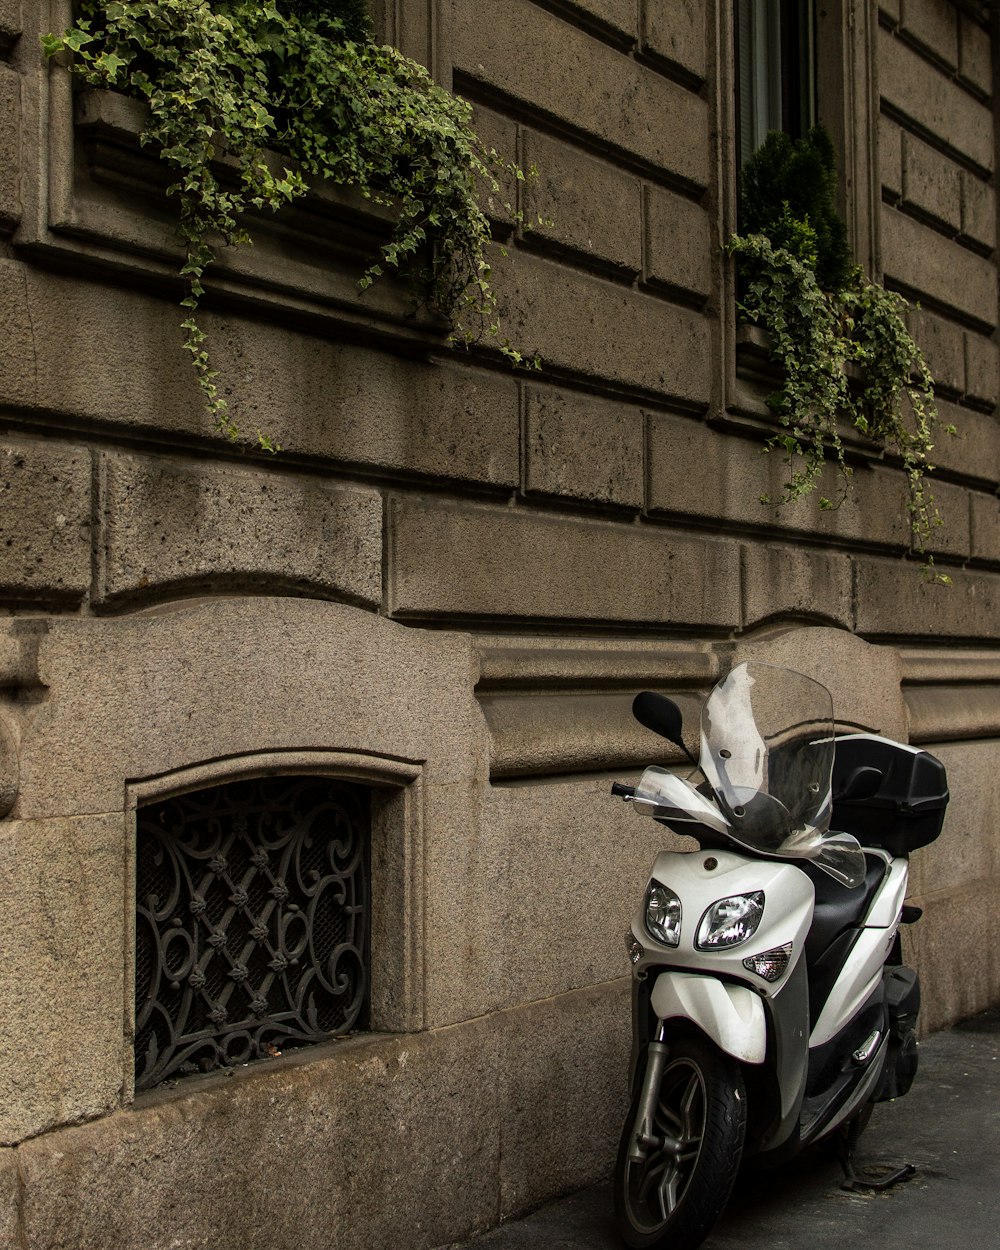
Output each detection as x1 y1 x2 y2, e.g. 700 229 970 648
0 1 998 1246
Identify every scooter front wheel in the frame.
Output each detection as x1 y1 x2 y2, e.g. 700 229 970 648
614 1036 747 1250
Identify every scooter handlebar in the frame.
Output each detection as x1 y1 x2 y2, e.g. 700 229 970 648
611 782 635 799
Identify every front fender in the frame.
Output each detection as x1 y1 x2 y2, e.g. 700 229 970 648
650 971 766 1064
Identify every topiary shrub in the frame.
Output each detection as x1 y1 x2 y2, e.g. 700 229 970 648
740 126 852 293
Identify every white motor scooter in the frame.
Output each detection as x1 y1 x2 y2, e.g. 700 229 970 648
611 662 947 1250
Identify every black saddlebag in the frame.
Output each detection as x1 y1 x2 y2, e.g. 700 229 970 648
878 966 921 1101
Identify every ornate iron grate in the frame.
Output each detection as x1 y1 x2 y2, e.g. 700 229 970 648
134 776 370 1090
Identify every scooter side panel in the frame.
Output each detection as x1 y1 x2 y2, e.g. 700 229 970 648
864 855 909 927
650 971 767 1064
810 925 899 1046
809 857 908 1047
763 953 810 1146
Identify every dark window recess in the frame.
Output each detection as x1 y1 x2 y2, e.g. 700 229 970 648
135 776 370 1091
735 0 816 171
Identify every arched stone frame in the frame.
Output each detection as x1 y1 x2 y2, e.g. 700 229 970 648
123 748 426 1103
0 596 486 1144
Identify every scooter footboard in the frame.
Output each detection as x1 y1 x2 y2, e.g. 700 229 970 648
650 971 766 1064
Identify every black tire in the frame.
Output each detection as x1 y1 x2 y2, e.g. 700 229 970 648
614 1036 747 1250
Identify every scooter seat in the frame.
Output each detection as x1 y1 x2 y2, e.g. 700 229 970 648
802 854 888 965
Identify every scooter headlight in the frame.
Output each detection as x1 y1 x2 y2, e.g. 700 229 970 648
644 881 682 947
696 891 764 950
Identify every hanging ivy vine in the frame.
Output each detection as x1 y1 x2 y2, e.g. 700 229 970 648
726 128 954 575
43 0 535 447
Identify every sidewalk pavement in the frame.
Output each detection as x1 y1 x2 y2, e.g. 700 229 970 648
443 1008 1000 1250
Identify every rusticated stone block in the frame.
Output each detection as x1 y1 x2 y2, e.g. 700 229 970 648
641 0 706 80
644 186 711 300
921 478 971 560
3 264 204 428
522 130 642 274
471 103 518 230
729 626 907 742
450 0 709 189
13 600 484 823
902 132 960 233
879 115 903 200
0 714 15 817
741 545 853 631
905 677 1000 745
907 739 1000 901
563 0 637 39
900 0 958 68
646 414 911 549
97 454 382 607
0 0 19 51
0 442 91 602
930 402 1000 485
17 1020 500 1250
882 206 996 329
0 814 126 1144
964 330 999 407
481 688 691 781
855 558 1000 639
12 984 636 1250
878 27 992 172
523 386 643 507
0 262 38 410
905 877 1000 1032
961 169 996 250
0 64 20 231
907 306 965 395
496 249 711 404
8 264 520 486
202 327 522 486
958 13 992 96
970 492 1000 563
0 1150 19 1247
388 497 741 626
498 983 630 1217
431 771 673 1017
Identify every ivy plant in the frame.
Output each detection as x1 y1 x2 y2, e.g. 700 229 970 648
43 0 534 447
727 129 953 574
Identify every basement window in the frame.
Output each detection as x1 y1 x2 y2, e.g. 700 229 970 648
134 775 370 1091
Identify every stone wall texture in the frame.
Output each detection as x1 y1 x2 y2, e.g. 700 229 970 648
0 0 998 1246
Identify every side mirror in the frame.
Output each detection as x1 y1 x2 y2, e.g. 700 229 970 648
632 691 685 750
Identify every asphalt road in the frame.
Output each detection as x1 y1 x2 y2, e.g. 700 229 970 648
444 1009 1000 1250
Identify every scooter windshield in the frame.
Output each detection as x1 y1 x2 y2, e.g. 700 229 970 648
699 662 865 887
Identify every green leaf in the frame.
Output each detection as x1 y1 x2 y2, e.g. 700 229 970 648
63 28 95 52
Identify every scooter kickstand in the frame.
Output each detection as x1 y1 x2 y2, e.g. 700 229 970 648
839 1150 917 1192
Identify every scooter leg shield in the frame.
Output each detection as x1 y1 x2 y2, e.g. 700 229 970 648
650 971 767 1064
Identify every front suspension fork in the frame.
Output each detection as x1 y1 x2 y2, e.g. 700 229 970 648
628 1022 670 1163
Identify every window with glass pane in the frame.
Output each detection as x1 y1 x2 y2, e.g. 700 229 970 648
736 0 816 170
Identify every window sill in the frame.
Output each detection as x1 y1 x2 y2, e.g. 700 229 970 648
33 81 447 350
731 320 877 455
